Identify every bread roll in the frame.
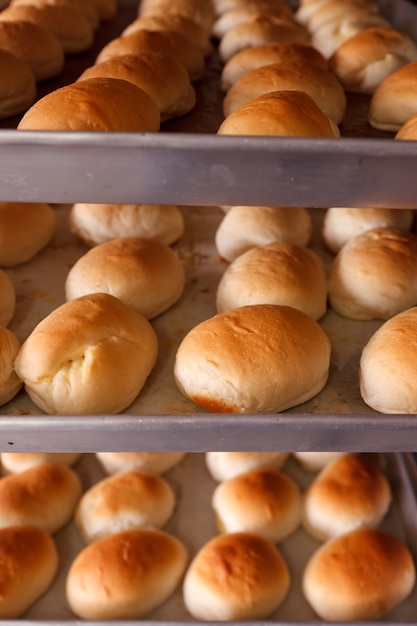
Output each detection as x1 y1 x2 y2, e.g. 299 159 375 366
216 242 328 320
65 237 185 319
322 207 414 254
96 452 186 475
0 50 36 118
292 451 346 472
359 306 417 413
395 111 417 140
217 90 340 138
0 462 82 534
212 468 302 542
14 293 158 415
212 4 295 39
0 525 58 618
69 202 185 247
0 201 56 267
0 327 22 406
75 470 176 543
18 77 160 132
328 227 417 320
302 528 415 620
215 205 312 263
183 532 290 620
174 304 331 413
1 452 81 474
10 0 101 29
369 60 417 132
213 0 291 18
0 270 15 327
138 0 215 33
66 528 188 619
296 0 379 27
302 454 392 541
205 451 289 481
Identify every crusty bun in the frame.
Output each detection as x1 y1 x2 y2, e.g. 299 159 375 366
69 202 185 247
304 0 381 32
0 525 58 618
292 451 346 473
18 77 160 132
302 528 415 620
96 452 186 475
215 205 312 263
205 451 289 482
216 242 328 320
66 528 188 620
77 53 196 122
212 468 302 542
1 452 81 474
75 470 176 543
359 306 417 413
0 270 15 327
395 111 417 140
0 50 36 118
212 4 295 39
329 26 417 94
138 0 215 33
174 304 331 413
217 90 340 137
302 454 392 541
0 462 82 534
183 532 290 620
322 207 414 254
10 0 101 29
0 202 56 267
65 237 185 320
369 60 417 132
213 0 295 18
0 327 22 406
220 41 328 91
328 227 417 320
14 293 158 415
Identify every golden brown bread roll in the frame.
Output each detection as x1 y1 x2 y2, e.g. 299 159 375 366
205 451 289 481
212 4 295 39
138 0 215 32
0 49 36 118
96 452 186 475
0 270 15 327
1 452 81 474
10 0 101 29
296 0 379 27
369 60 417 132
0 327 22 406
395 111 417 140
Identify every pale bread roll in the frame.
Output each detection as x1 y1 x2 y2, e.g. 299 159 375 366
292 451 346 472
0 19 64 82
0 327 22 406
96 452 186 475
220 41 328 91
66 528 188 620
213 0 292 18
18 77 160 132
369 60 417 132
212 468 302 542
0 201 56 267
359 306 417 413
223 61 346 124
77 53 196 122
217 90 340 138
1 452 81 474
10 0 101 29
69 202 185 247
306 0 382 34
205 451 289 482
0 50 36 118
183 532 290 620
296 0 379 27
0 270 15 327
302 528 415 621
395 112 417 140
0 462 82 534
216 242 328 320
65 237 185 320
0 525 58 618
138 0 215 33
302 454 392 541
215 205 312 263
212 4 295 39
174 304 331 413
14 293 158 415
328 26 417 94
322 207 414 254
328 227 417 320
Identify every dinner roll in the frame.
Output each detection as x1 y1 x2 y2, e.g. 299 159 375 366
369 60 417 132
302 528 415 621
14 293 158 415
304 0 381 32
69 202 185 247
174 304 331 413
0 270 15 327
0 202 56 267
183 532 290 620
138 0 215 33
216 242 328 320
0 462 82 534
0 327 22 406
212 468 302 542
328 227 417 320
65 237 185 319
66 528 188 620
212 4 295 39
395 111 417 140
96 452 186 475
359 306 417 413
302 454 392 541
77 53 196 122
0 525 58 618
18 77 160 132
217 90 340 137
292 451 346 472
205 451 289 481
1 452 81 474
10 0 100 29
215 205 312 263
322 207 414 254
0 50 36 118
